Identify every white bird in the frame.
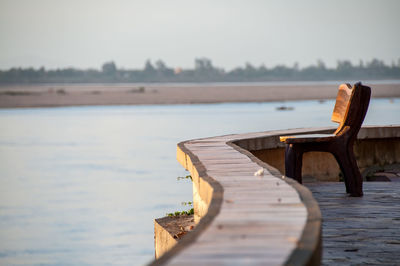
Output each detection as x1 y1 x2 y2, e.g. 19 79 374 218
254 168 264 176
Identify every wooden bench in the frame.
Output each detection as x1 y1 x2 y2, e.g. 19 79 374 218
280 82 371 196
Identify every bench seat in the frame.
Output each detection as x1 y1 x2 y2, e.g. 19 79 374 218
280 134 336 143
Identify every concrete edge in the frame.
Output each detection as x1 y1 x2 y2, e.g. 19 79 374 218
154 218 178 259
149 141 223 266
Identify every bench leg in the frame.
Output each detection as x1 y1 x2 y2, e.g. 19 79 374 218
285 144 303 183
334 147 363 197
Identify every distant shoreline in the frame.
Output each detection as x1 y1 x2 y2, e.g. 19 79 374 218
1 82 399 109
2 79 400 87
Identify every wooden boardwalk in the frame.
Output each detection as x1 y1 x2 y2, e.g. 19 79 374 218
306 182 400 265
153 131 322 266
170 136 308 265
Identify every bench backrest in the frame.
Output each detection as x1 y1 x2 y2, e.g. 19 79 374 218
332 82 371 136
331 83 352 124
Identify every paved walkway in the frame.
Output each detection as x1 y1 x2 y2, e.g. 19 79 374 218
306 181 400 265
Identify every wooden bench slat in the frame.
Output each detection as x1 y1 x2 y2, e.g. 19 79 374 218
331 83 352 124
279 134 336 143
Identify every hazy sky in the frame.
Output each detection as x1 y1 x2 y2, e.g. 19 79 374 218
0 0 399 70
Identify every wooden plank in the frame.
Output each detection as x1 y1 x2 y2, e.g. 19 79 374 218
331 83 352 123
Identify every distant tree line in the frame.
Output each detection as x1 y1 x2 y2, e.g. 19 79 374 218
1 58 399 84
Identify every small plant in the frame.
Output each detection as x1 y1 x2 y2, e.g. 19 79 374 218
166 174 194 217
166 208 194 217
177 175 192 181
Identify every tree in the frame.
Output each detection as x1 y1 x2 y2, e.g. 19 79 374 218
144 59 155 73
316 59 326 70
367 58 384 69
337 60 353 71
155 60 167 71
102 61 117 75
155 60 173 77
194 58 213 71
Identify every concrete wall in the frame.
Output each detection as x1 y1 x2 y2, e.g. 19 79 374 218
248 127 400 182
154 218 178 260
154 215 195 259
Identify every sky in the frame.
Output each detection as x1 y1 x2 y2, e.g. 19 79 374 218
0 0 399 70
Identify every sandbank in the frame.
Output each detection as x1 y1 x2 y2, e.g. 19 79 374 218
0 82 399 108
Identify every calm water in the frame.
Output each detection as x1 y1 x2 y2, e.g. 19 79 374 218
0 99 399 265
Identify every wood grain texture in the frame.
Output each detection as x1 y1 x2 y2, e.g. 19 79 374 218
331 83 352 123
279 134 336 143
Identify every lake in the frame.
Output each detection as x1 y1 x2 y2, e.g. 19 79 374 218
0 98 399 265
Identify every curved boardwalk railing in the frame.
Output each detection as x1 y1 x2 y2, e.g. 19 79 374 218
151 125 399 266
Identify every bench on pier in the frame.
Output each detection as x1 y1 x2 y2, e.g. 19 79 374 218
280 82 371 196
